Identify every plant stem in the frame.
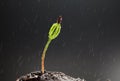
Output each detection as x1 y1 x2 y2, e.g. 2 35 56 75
41 38 52 73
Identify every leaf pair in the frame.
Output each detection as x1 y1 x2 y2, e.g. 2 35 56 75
48 23 61 40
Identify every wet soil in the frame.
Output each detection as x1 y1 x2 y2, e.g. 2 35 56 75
16 71 85 81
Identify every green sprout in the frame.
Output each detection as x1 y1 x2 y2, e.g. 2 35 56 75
41 16 62 74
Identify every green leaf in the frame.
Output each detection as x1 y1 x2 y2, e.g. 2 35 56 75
48 23 61 40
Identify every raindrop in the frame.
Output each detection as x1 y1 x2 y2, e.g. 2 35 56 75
17 56 23 63
18 60 24 67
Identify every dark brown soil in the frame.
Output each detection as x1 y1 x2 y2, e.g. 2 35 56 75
16 71 85 81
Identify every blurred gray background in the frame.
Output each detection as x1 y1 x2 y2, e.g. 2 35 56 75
0 0 120 81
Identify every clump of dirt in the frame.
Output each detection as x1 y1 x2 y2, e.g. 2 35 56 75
16 71 85 81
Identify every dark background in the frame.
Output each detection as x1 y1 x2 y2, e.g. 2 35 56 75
0 0 120 81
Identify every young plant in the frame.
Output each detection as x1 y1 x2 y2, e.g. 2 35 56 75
41 16 62 74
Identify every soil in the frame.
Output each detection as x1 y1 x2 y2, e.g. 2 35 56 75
16 71 85 81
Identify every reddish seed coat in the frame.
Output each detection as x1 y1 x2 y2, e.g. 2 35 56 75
57 16 62 24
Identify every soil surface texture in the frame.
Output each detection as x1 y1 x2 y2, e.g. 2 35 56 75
16 71 85 81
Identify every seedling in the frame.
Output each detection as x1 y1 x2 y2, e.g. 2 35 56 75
41 16 62 74
17 16 85 81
